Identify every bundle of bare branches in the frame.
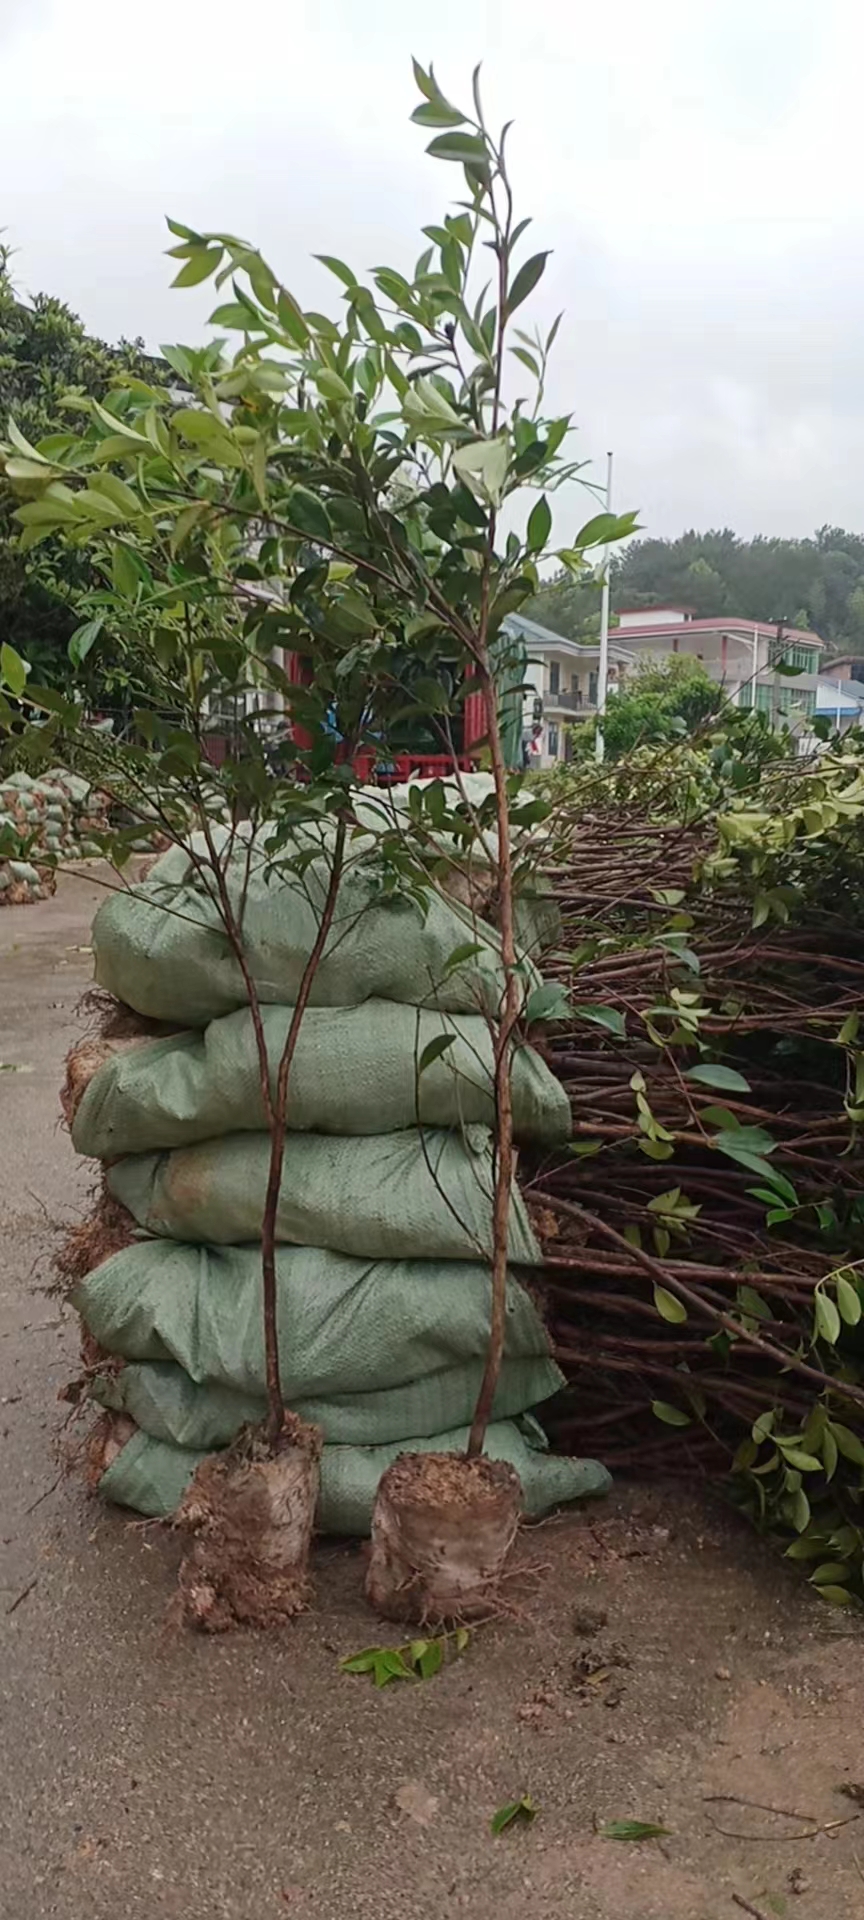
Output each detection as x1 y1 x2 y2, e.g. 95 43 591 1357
520 777 864 1591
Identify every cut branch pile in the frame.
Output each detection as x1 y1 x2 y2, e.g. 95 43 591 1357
519 785 864 1591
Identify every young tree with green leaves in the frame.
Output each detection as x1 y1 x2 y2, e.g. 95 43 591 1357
0 245 169 696
1 59 634 1624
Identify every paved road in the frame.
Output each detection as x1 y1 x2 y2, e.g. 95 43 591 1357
2 873 863 1920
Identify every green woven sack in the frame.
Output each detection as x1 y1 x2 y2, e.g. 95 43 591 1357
73 1240 560 1417
98 1415 611 1532
108 1125 539 1264
73 1000 569 1157
92 835 541 1025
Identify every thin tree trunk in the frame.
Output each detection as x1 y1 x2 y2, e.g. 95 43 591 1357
261 816 348 1440
467 658 520 1458
199 806 348 1444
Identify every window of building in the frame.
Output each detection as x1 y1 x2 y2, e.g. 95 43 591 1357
588 670 598 706
778 685 815 717
768 640 818 673
548 662 560 695
547 724 559 758
755 683 816 718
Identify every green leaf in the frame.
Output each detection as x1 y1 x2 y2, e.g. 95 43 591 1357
810 1561 852 1585
7 417 52 463
5 456 61 483
600 1821 671 1843
442 941 486 974
737 1285 772 1323
276 287 310 347
839 1012 860 1046
822 1426 839 1481
87 471 144 519
836 1273 862 1327
426 131 488 164
314 254 358 288
454 1627 470 1654
68 617 105 667
169 502 209 555
340 1648 381 1673
511 345 541 378
815 1585 854 1606
506 252 550 316
411 100 466 128
524 983 570 1025
418 1638 444 1679
374 1650 413 1687
252 436 268 508
814 1289 842 1346
653 1286 687 1325
412 56 436 100
789 1486 811 1533
829 1422 864 1466
171 246 223 288
572 511 620 549
112 545 141 601
315 368 354 404
285 486 332 542
491 1796 538 1836
208 301 263 329
526 495 552 553
572 1004 626 1038
685 1064 750 1093
651 1400 691 1428
418 1034 457 1074
0 643 28 696
713 1140 782 1185
777 1447 822 1473
452 435 508 508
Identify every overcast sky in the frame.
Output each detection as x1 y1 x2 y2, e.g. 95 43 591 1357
2 0 861 545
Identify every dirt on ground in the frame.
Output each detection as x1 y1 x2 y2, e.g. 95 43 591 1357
2 870 863 1920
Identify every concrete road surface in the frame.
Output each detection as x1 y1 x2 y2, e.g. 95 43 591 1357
2 872 863 1920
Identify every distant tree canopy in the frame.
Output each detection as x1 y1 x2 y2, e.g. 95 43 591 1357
526 526 864 663
0 250 168 694
569 655 724 762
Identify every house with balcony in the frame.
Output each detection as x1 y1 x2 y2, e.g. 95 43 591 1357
503 611 634 765
614 607 824 731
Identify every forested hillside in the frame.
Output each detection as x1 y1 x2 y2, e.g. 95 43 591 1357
527 526 864 662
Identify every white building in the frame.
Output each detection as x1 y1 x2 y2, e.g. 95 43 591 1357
503 612 634 765
615 606 824 730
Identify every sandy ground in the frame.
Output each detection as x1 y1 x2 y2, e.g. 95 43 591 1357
2 870 864 1920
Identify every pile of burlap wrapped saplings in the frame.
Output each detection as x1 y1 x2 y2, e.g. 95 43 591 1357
59 830 610 1587
0 768 111 903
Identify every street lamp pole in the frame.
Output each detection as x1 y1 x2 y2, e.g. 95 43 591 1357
595 450 614 765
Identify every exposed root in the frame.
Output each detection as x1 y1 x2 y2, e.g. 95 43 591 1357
83 1411 136 1490
76 986 174 1042
171 1415 322 1633
52 1192 136 1292
61 1032 151 1126
365 1451 522 1626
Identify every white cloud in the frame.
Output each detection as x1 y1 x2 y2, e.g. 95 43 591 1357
2 0 863 539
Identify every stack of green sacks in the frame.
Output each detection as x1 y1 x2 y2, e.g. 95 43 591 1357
71 830 611 1532
0 768 111 902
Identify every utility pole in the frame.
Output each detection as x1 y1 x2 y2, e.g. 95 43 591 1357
595 450 614 764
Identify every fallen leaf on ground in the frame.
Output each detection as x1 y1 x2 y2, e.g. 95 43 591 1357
492 1795 539 1835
